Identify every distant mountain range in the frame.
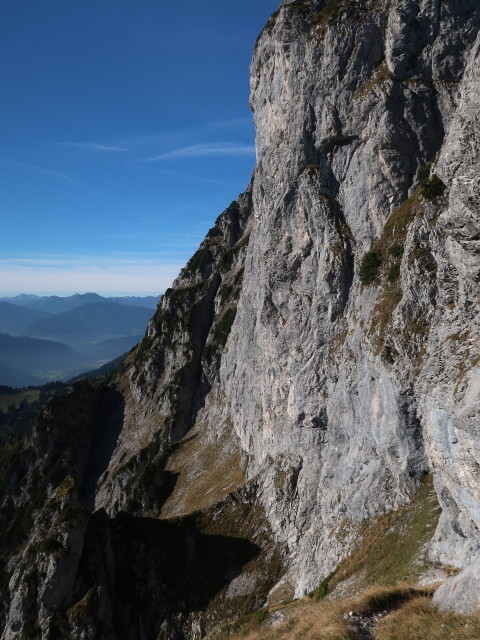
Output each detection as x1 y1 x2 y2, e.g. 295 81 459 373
0 293 160 386
0 292 160 313
21 301 152 346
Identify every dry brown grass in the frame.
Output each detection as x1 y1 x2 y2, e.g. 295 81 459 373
206 478 466 640
160 417 246 518
214 596 353 640
377 596 480 640
214 585 433 640
373 189 422 256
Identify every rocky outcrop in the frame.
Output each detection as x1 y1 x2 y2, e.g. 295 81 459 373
1 0 480 636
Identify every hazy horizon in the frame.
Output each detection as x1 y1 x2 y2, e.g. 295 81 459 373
0 290 162 299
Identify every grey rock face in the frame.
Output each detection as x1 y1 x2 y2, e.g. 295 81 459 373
96 0 480 605
423 30 480 609
202 0 479 596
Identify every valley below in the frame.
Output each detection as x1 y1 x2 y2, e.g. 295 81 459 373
0 293 159 386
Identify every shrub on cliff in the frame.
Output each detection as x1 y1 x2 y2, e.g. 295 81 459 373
359 251 382 285
421 174 446 200
417 164 446 200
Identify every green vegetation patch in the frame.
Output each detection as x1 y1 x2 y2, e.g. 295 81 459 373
0 390 40 412
222 608 269 635
416 163 432 182
359 251 382 285
409 244 437 274
184 245 212 275
376 189 421 254
133 281 207 379
255 8 281 47
365 188 437 356
218 278 242 307
67 588 95 622
22 622 42 640
114 429 170 511
309 574 333 601
311 0 346 26
218 233 250 272
387 262 401 282
360 190 422 288
0 384 63 444
37 536 63 554
417 164 446 200
421 174 446 200
213 307 237 345
389 244 404 258
203 307 237 363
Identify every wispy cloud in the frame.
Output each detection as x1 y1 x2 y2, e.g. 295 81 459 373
59 142 130 152
0 158 86 188
144 142 256 162
147 168 235 186
119 117 252 148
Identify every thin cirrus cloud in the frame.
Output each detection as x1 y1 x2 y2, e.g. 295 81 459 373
59 142 130 152
119 117 253 148
0 157 86 188
143 142 256 162
149 169 236 186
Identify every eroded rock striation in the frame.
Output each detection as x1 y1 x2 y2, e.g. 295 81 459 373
1 0 479 637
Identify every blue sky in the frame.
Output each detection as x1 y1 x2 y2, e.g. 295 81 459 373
0 0 279 296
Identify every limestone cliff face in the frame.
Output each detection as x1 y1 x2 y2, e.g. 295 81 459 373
220 0 480 599
1 0 480 637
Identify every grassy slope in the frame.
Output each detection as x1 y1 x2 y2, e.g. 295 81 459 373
377 597 480 640
0 389 40 411
328 474 442 592
207 475 479 640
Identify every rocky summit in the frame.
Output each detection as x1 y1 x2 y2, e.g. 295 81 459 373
1 0 479 638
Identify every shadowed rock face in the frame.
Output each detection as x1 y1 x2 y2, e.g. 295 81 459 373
1 0 480 636
0 383 283 640
55 510 261 640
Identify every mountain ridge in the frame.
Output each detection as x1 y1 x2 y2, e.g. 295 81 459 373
0 292 160 313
